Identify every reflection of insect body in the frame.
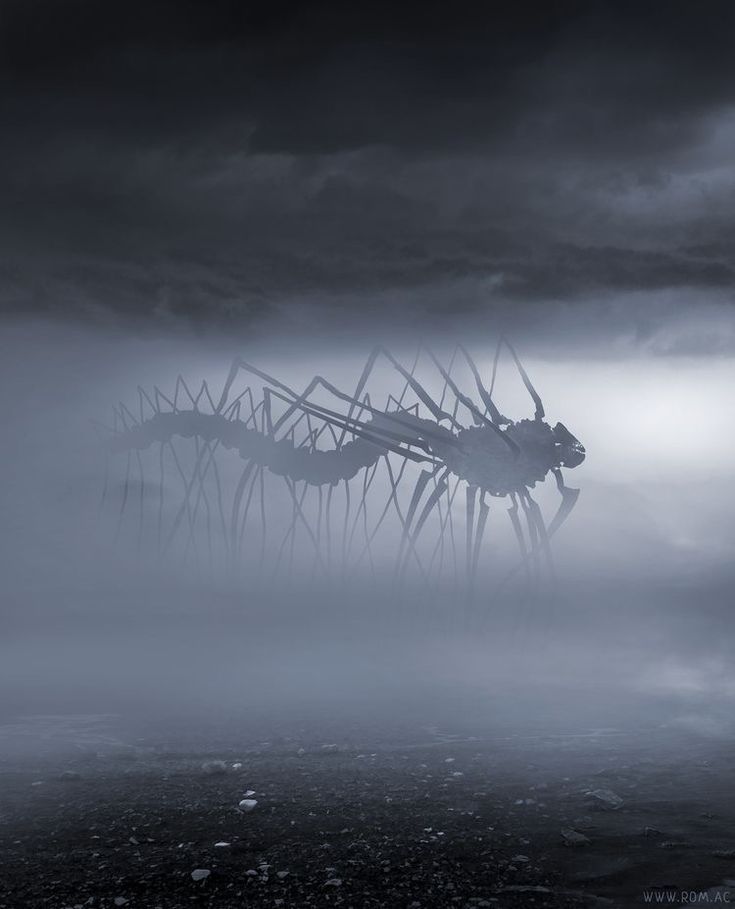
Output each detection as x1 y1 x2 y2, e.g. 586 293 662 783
103 341 584 593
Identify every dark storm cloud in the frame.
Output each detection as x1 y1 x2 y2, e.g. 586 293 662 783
2 0 735 341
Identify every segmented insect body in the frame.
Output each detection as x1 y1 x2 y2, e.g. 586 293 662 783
368 411 584 497
101 341 584 592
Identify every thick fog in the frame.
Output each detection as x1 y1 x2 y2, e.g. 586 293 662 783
2 316 734 749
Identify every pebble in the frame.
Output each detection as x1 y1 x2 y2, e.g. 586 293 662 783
191 869 211 882
586 788 623 810
561 827 591 846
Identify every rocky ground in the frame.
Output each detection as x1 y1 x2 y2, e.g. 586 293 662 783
3 715 735 908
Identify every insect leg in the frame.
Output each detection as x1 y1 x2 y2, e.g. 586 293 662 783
209 450 228 568
523 488 556 581
424 348 520 455
236 465 261 580
465 484 478 587
427 475 461 581
470 491 490 591
346 462 379 574
394 468 435 582
507 492 530 576
164 439 204 558
157 442 165 555
548 467 581 537
236 461 262 561
518 491 540 580
353 454 411 570
341 478 350 580
258 465 267 584
456 346 509 425
114 450 131 544
136 450 145 554
498 338 545 421
398 469 450 580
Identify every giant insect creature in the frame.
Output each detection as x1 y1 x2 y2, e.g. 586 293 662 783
99 340 584 599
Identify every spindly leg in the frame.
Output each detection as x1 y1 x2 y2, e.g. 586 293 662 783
237 465 261 567
491 338 545 421
114 450 131 544
136 450 145 553
325 482 334 572
398 469 450 580
507 492 530 579
518 491 540 580
376 347 462 428
456 345 508 425
394 468 435 581
230 462 258 557
341 478 351 579
346 462 380 573
465 484 478 585
427 475 461 583
265 385 440 464
230 353 464 451
470 491 490 590
164 442 198 556
353 454 411 571
424 349 520 455
482 474 580 620
157 442 165 555
523 488 556 580
548 467 580 537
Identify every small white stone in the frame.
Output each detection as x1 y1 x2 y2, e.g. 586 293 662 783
239 798 258 812
191 869 211 882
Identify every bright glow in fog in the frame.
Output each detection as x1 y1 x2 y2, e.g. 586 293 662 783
535 357 735 480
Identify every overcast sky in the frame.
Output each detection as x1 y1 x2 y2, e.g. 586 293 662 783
2 0 735 349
